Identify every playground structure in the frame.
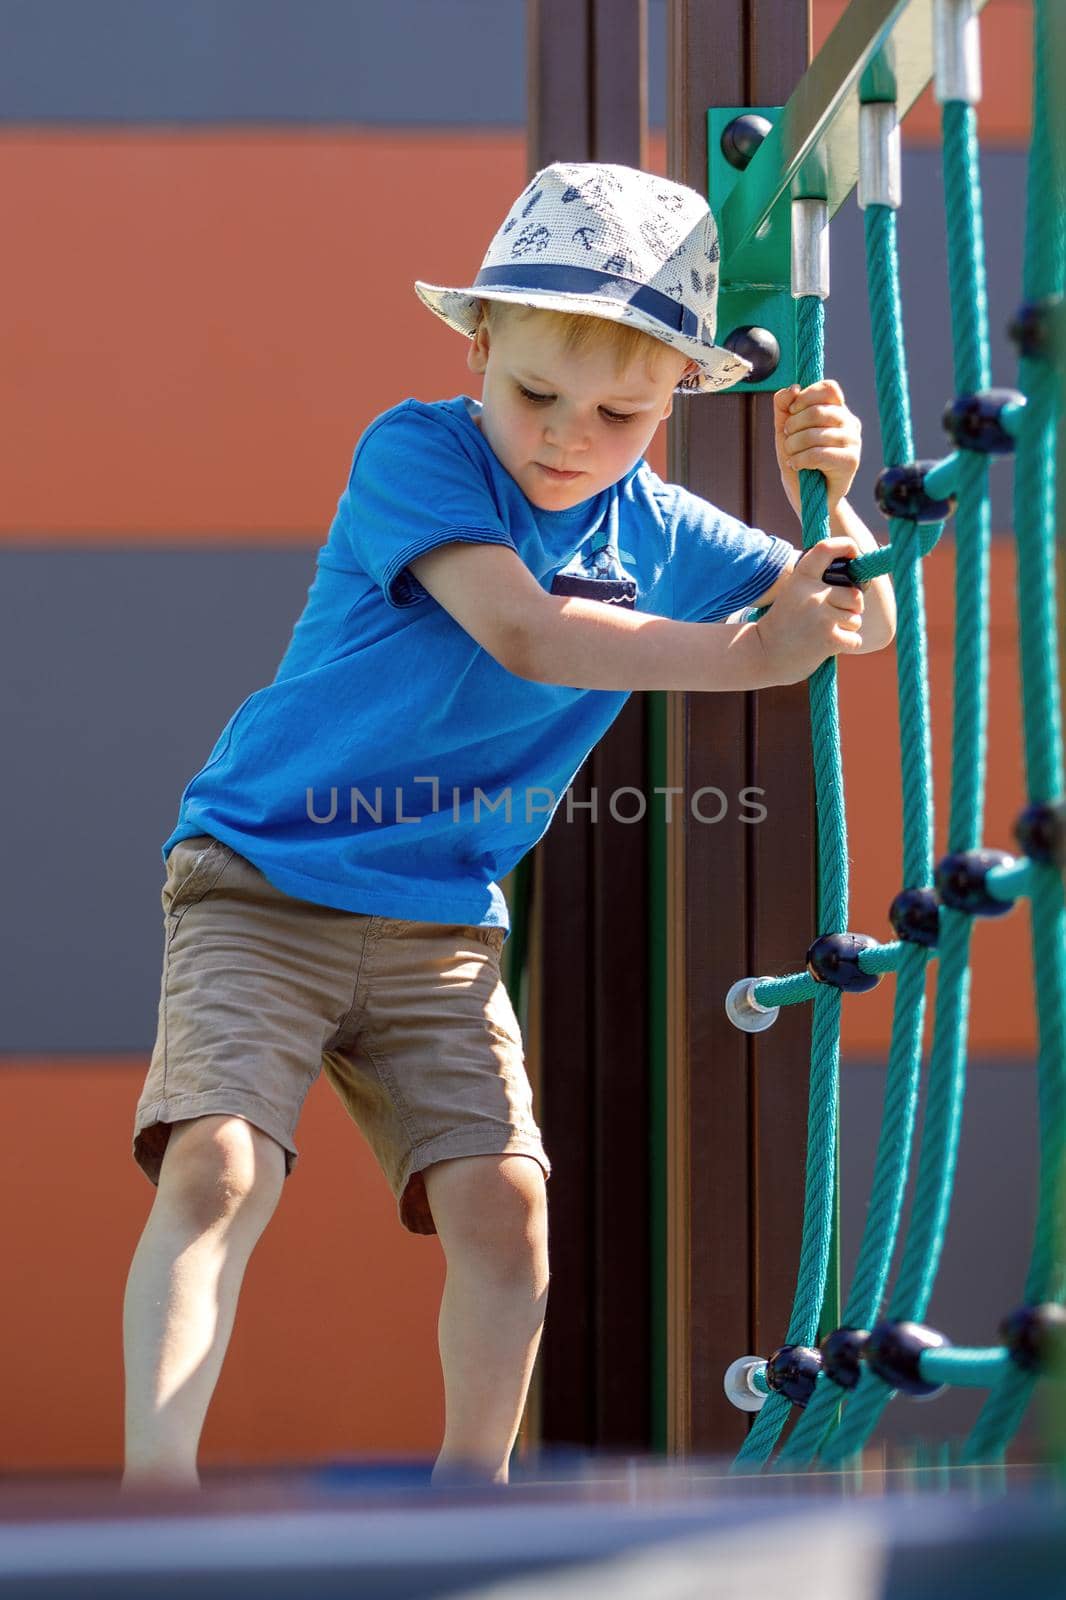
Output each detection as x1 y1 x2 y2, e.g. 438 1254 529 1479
523 0 1064 1471
714 0 1064 1473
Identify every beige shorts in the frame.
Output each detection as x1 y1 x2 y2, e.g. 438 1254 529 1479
133 835 550 1234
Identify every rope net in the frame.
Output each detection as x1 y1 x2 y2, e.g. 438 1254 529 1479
724 0 1065 1472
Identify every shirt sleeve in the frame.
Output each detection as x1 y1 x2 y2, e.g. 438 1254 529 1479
662 481 798 624
335 403 519 610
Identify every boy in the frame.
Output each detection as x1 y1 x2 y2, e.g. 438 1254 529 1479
123 163 895 1491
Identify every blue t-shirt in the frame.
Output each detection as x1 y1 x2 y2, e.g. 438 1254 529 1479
164 396 794 932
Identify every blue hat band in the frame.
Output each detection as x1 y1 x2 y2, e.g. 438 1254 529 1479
473 264 712 347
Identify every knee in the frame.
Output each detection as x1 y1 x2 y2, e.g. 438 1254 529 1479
426 1155 549 1289
157 1114 285 1231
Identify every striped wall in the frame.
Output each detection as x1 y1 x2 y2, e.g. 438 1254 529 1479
0 0 1043 1472
0 0 1033 138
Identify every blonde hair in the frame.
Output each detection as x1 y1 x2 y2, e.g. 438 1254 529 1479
475 298 672 378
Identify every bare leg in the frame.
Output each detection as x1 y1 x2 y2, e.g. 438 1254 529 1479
122 1115 285 1490
422 1154 549 1485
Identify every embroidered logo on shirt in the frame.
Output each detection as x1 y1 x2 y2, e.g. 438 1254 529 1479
550 519 637 609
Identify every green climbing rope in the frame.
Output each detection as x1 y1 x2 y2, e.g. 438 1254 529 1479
961 0 1066 1463
727 0 1064 1475
778 191 936 1469
820 79 995 1470
733 290 844 1469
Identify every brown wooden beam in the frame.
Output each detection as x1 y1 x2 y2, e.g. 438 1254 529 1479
665 0 814 1454
527 0 653 1452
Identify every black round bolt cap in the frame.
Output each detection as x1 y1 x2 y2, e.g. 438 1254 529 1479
1013 800 1065 867
819 1326 870 1391
865 1319 949 1397
999 1302 1066 1374
942 388 1024 455
1008 296 1062 359
805 932 882 993
765 1344 822 1407
720 113 773 170
723 325 780 383
889 886 941 948
874 461 956 523
934 848 1017 917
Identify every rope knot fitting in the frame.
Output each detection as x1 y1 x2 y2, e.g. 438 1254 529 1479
766 1345 823 1407
874 461 956 523
1008 295 1063 360
888 886 941 947
1013 800 1066 867
822 555 871 593
866 1320 950 1398
942 388 1025 454
999 1303 1066 1375
934 848 1018 917
805 932 882 992
819 1326 870 1391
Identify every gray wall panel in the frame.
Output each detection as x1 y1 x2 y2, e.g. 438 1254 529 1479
0 0 526 124
841 1058 1041 1449
1 546 316 1053
0 0 674 126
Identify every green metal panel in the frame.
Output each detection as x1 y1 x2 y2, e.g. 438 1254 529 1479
707 105 797 392
714 0 993 279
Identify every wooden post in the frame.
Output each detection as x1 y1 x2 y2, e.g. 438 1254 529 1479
665 0 814 1454
526 0 653 1451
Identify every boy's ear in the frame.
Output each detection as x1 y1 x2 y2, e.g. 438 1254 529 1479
467 322 490 375
660 358 698 413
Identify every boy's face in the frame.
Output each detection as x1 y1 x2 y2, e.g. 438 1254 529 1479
467 307 693 510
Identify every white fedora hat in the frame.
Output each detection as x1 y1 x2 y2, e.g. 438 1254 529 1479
414 161 752 394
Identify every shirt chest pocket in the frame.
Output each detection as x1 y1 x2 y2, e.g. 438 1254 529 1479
549 572 636 609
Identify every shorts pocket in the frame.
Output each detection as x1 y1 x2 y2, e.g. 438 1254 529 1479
162 836 235 917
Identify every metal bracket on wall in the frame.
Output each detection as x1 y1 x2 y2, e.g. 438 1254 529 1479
707 106 795 393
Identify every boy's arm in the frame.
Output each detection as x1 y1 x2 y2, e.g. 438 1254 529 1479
772 380 896 652
741 506 895 655
407 538 868 693
827 499 896 653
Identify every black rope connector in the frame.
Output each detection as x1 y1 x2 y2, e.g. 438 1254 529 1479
819 1326 870 1391
999 1302 1066 1375
1008 295 1063 360
805 932 882 993
720 113 773 170
934 848 1017 918
875 461 956 523
942 388 1024 455
723 325 780 382
865 1319 949 1397
765 1344 823 1407
822 556 871 593
1013 800 1066 867
888 886 941 948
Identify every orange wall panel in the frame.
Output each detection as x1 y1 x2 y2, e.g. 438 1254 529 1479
2 132 527 539
0 1059 446 1472
813 0 1032 144
2 130 673 542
